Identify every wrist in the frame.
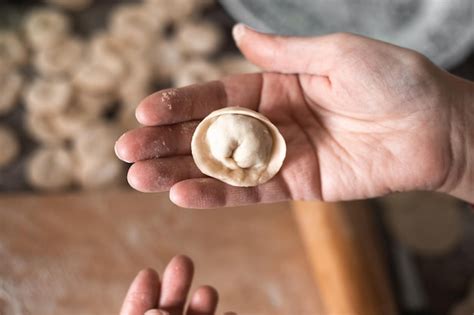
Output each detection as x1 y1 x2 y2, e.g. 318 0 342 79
439 75 473 202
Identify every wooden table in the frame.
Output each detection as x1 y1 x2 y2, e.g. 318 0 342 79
0 190 323 315
0 190 396 315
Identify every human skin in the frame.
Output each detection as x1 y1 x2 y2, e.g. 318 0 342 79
115 24 473 208
119 255 219 315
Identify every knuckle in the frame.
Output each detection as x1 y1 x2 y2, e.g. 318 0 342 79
403 50 431 68
332 32 356 43
328 32 360 55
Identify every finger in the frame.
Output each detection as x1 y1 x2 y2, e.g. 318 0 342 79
169 177 290 209
233 23 341 75
136 73 262 126
115 121 198 163
159 255 195 315
127 156 203 193
120 269 160 315
186 286 219 315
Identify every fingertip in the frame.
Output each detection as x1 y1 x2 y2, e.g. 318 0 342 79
187 285 219 315
232 23 248 45
169 183 187 208
135 106 147 125
192 285 219 304
136 97 156 126
120 268 160 315
163 254 195 284
159 254 195 310
115 133 134 163
127 163 150 193
169 254 194 270
231 24 281 71
136 268 160 283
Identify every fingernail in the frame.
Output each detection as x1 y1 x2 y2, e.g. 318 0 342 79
114 136 132 163
232 23 248 44
114 140 122 160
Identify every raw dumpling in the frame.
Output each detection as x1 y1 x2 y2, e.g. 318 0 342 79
191 107 286 187
26 147 74 191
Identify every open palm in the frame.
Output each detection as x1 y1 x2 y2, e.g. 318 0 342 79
115 27 465 208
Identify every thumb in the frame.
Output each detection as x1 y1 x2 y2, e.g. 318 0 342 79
232 24 336 75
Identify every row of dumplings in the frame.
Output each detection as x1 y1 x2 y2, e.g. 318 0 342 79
0 0 258 191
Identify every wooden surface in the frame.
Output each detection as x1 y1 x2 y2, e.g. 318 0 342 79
293 201 397 315
0 190 323 315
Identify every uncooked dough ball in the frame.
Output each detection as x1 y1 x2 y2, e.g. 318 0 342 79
207 114 273 169
119 60 153 106
0 71 23 116
51 105 98 139
192 107 286 186
92 30 152 62
24 78 72 114
72 123 122 162
75 157 125 189
34 37 85 77
119 81 151 109
172 59 221 87
25 104 96 145
25 113 65 145
44 0 93 11
76 91 115 118
23 8 70 51
26 147 74 191
144 0 195 22
109 4 163 38
176 21 222 56
152 40 185 81
108 4 161 60
190 0 215 11
73 61 119 95
72 123 125 188
89 33 128 76
0 126 19 168
0 31 28 69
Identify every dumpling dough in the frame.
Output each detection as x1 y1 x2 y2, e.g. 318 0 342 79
23 8 71 50
207 114 272 170
26 147 74 191
34 37 85 76
192 107 286 187
24 78 72 114
172 59 221 87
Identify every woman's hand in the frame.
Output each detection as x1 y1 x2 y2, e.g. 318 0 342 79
120 255 219 315
115 25 473 207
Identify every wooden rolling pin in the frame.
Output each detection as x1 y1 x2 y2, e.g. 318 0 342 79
292 201 397 315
